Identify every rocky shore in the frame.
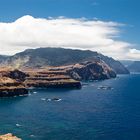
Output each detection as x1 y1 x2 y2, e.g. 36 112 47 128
0 87 28 97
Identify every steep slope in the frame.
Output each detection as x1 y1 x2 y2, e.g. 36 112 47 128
1 48 129 74
51 61 117 80
99 55 130 74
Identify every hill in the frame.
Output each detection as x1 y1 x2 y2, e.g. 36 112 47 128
0 48 129 74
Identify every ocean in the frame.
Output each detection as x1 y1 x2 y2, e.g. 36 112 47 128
0 74 140 140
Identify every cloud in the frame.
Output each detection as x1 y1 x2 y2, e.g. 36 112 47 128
0 15 139 60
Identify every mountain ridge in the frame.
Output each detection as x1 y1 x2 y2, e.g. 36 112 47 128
0 47 129 74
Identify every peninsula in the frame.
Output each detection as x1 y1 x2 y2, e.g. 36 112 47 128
0 59 117 97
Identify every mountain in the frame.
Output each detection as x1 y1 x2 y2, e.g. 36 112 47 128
120 60 134 67
127 61 140 72
121 60 140 72
0 55 9 63
0 48 129 74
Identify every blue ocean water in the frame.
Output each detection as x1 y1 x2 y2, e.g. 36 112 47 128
0 74 140 140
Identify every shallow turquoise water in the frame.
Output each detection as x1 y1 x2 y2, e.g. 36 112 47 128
0 74 140 140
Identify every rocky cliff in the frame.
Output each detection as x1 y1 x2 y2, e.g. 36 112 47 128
49 61 116 81
0 59 116 96
23 63 115 89
23 60 116 88
0 69 28 97
24 69 81 89
67 61 116 80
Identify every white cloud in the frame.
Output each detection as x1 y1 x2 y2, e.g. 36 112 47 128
0 15 139 60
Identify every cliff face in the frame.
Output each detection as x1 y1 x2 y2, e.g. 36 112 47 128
0 68 82 97
0 69 28 97
48 61 116 81
23 60 116 89
0 48 129 74
24 70 81 89
66 61 116 81
2 69 29 81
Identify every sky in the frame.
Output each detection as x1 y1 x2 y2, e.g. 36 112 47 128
0 0 140 60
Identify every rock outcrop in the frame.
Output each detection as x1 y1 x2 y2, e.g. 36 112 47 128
0 133 21 140
3 69 29 82
67 61 116 80
0 69 28 97
48 61 116 81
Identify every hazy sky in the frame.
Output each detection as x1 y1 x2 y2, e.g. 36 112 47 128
0 0 139 60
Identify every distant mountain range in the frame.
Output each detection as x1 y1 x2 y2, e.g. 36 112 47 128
121 60 140 73
128 61 140 72
0 48 129 74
